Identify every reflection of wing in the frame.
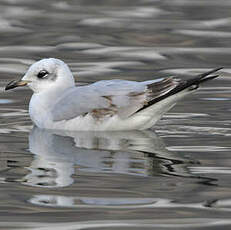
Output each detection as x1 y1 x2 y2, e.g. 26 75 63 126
51 78 177 121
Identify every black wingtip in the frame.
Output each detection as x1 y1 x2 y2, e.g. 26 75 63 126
199 74 220 84
212 67 223 71
198 67 223 79
135 67 223 113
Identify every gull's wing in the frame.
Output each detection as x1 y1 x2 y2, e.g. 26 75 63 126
51 78 177 122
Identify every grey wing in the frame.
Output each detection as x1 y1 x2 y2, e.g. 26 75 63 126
51 86 111 121
51 78 178 122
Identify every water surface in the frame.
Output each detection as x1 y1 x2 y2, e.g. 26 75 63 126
1 0 231 229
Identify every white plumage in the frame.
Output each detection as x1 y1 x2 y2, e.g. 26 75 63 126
5 58 221 131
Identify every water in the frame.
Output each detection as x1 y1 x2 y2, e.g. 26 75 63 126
0 0 231 229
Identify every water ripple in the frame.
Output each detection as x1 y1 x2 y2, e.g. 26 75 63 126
175 30 231 38
189 167 231 174
2 218 231 229
167 146 231 152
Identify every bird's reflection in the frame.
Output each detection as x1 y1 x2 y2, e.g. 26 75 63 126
24 127 191 188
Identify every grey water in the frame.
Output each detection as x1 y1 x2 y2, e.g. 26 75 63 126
1 0 231 229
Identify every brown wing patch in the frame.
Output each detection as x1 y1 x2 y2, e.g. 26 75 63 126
92 91 147 119
102 95 117 109
147 77 178 101
102 95 113 102
128 91 146 97
91 108 116 119
91 96 116 119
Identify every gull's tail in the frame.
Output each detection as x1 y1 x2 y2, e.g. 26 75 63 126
174 67 223 92
140 67 223 111
134 67 223 130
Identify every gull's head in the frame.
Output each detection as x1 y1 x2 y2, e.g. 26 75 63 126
5 58 75 93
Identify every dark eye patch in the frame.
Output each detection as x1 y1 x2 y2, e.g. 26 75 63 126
37 70 49 79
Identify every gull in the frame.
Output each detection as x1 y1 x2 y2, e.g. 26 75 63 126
5 58 222 131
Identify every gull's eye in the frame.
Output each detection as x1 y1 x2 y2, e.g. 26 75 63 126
37 70 49 79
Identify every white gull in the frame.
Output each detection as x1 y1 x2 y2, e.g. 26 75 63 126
5 58 222 131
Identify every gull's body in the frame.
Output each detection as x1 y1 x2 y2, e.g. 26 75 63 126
29 79 183 131
5 58 221 131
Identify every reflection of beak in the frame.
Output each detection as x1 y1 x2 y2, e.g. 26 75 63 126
5 80 31 91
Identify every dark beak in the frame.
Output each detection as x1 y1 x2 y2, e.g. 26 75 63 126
5 80 31 91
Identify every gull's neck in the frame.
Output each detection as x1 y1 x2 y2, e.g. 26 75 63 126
32 84 75 108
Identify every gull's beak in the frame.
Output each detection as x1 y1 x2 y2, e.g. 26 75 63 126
5 80 31 91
